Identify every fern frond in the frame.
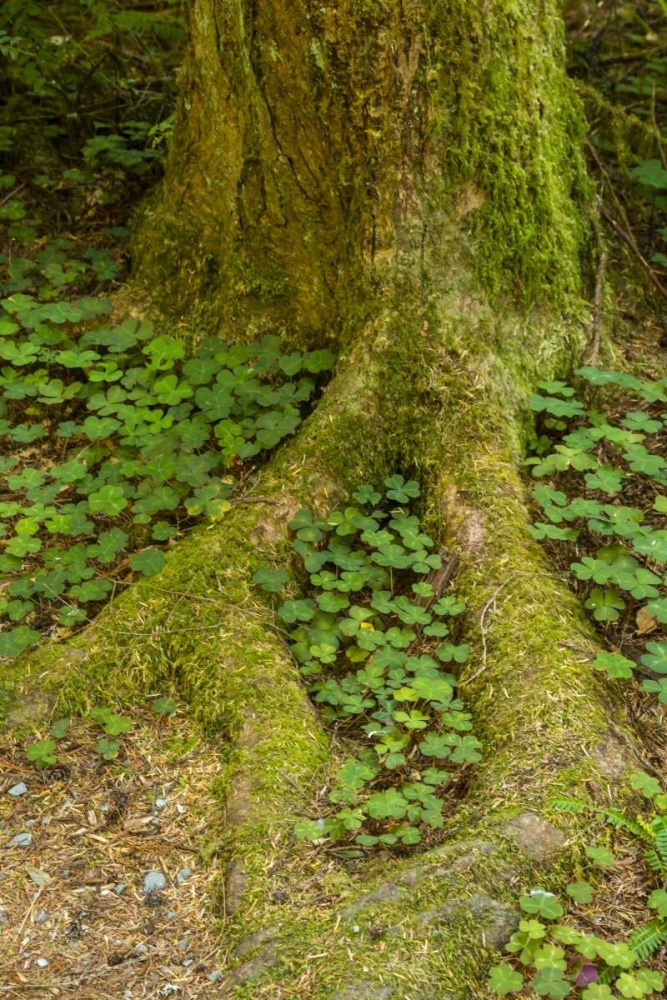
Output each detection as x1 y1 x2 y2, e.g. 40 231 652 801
603 808 648 839
628 918 667 960
637 814 657 839
650 816 667 867
551 797 591 814
645 848 663 872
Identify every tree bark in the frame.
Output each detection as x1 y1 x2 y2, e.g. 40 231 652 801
3 2 648 997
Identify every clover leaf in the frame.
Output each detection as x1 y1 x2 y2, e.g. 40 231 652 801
519 890 564 920
487 965 524 996
130 549 166 577
252 567 289 593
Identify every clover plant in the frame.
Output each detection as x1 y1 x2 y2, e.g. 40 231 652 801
0 238 334 657
255 477 481 848
527 367 667 703
488 773 667 998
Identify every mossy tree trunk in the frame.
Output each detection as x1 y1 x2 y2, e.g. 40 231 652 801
4 2 648 997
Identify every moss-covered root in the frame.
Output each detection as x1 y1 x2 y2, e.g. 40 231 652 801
217 815 590 999
0 345 403 915
423 379 637 816
0 487 330 902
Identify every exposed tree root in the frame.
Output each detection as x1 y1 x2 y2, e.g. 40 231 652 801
1 295 647 997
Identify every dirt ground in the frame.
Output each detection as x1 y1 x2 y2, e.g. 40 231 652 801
0 708 229 999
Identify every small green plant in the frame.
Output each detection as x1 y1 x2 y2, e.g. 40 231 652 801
528 367 667 703
152 696 176 716
26 738 59 768
89 706 132 736
488 774 667 998
96 737 120 760
0 270 335 656
255 477 480 848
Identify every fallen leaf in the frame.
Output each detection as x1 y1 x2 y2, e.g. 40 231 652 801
637 606 658 634
26 867 51 887
123 816 154 834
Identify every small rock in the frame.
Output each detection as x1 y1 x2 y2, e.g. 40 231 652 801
10 832 32 848
61 869 71 878
0 909 7 925
34 910 48 925
35 958 49 969
158 985 180 997
175 868 192 885
209 971 223 983
176 803 186 815
504 811 567 862
155 798 168 810
142 871 167 894
166 911 176 919
179 938 189 951
182 959 193 967
8 782 27 796
114 883 126 895
25 818 36 828
124 991 134 999
135 943 147 955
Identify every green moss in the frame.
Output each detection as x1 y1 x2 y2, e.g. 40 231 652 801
134 0 592 347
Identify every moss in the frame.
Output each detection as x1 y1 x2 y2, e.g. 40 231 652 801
134 0 592 348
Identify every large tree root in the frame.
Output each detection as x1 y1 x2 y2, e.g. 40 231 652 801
1 302 645 998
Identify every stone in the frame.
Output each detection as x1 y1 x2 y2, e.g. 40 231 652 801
35 958 49 969
418 892 519 950
331 986 394 1000
175 868 192 885
504 811 566 862
8 782 27 796
155 798 168 810
208 971 223 983
142 871 167 894
10 832 32 848
34 910 48 925
114 884 126 895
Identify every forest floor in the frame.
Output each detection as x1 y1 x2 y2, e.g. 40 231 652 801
1 712 227 999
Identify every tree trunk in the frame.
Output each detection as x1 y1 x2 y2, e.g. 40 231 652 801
4 2 647 997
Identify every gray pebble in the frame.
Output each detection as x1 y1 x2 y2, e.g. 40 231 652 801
155 798 168 810
34 910 48 924
124 992 134 999
175 868 192 885
114 883 126 895
179 938 189 951
0 909 7 925
25 818 36 828
61 869 71 878
182 959 193 967
135 943 147 955
10 832 32 848
8 782 27 796
209 971 223 983
166 911 176 918
35 958 49 969
142 871 167 894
